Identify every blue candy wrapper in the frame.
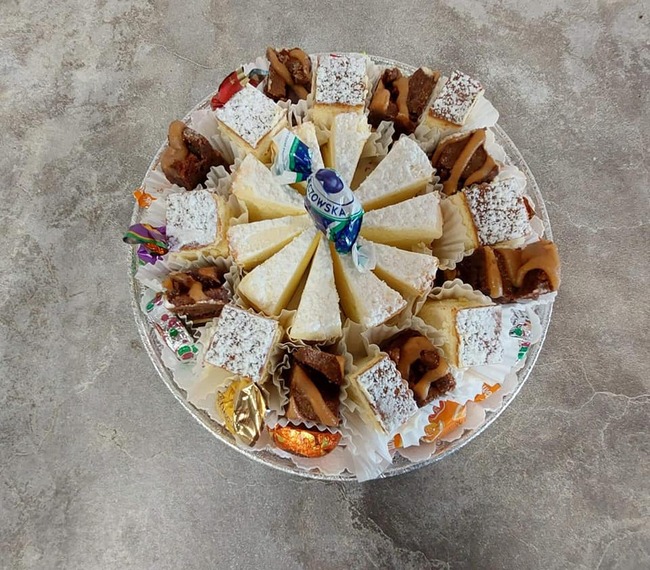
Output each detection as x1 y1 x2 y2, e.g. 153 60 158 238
272 129 374 270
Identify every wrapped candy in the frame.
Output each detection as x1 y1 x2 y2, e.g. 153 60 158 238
216 378 266 446
272 129 373 269
270 425 342 458
123 223 168 264
210 66 268 110
144 293 198 362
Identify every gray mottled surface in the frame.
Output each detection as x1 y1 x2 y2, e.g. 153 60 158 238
1 0 649 568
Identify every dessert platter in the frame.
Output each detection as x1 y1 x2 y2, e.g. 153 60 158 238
125 50 561 481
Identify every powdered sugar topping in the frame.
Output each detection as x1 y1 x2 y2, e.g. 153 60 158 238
166 190 217 250
355 356 418 434
456 305 503 367
430 70 484 126
315 54 368 106
205 305 280 383
464 178 532 246
215 84 283 147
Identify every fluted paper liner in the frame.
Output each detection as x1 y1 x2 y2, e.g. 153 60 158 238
429 194 469 269
362 120 395 158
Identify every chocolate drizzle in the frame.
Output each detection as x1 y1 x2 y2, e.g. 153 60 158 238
368 67 439 135
160 121 226 191
383 330 456 407
163 266 230 321
447 240 561 302
431 129 498 195
285 347 343 427
265 47 312 103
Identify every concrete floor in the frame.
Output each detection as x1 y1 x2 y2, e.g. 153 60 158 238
1 0 649 568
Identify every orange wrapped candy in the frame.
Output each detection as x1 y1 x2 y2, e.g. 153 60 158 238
421 401 467 443
270 425 341 458
474 382 501 402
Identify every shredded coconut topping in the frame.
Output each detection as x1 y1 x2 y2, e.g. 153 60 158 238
355 136 433 206
315 54 368 106
430 70 484 126
464 179 532 246
215 85 283 147
456 306 503 366
166 190 217 250
205 305 280 383
355 356 418 434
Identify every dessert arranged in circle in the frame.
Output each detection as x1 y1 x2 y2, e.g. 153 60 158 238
124 50 561 480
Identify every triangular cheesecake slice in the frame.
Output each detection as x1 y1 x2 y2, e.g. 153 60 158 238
227 215 311 270
360 193 443 248
238 227 320 316
369 240 439 297
231 154 304 221
354 136 433 210
290 236 342 342
331 246 406 328
323 113 371 187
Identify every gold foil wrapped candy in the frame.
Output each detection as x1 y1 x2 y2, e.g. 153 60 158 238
270 425 342 458
217 378 266 446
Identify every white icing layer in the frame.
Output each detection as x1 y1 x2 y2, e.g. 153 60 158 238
370 241 439 297
361 193 443 245
205 305 280 383
166 190 217 250
232 154 304 219
354 356 418 434
463 178 532 246
354 136 433 209
328 113 371 187
332 249 406 328
215 84 284 147
315 54 368 106
238 227 319 315
227 214 311 269
456 305 503 367
430 70 484 126
291 236 342 341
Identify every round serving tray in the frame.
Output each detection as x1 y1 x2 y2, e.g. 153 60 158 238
129 54 554 480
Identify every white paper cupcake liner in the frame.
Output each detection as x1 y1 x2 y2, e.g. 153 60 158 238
429 195 469 269
361 120 395 158
188 108 221 141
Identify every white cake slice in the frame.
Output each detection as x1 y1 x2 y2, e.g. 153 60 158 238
360 193 443 248
347 354 418 434
290 236 342 342
331 246 406 328
227 214 311 270
238 227 320 316
231 154 305 221
166 189 230 260
204 304 282 383
424 70 485 130
312 54 369 130
369 240 439 297
215 84 288 163
418 298 503 367
354 136 433 211
323 113 371 188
